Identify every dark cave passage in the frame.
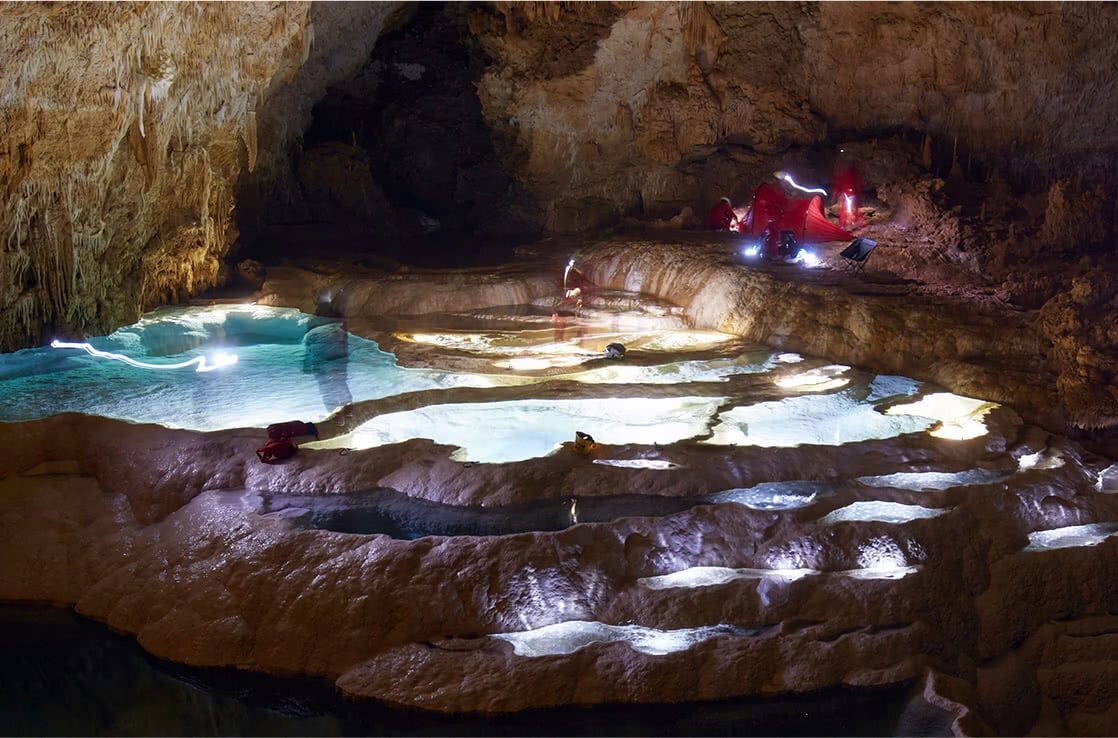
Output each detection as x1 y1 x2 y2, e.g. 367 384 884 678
238 3 537 271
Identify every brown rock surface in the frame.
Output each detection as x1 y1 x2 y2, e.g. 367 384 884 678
471 2 1118 226
0 2 405 351
1 256 1117 733
5 3 1115 350
0 394 1113 735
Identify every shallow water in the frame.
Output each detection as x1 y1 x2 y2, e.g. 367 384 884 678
261 488 704 538
0 301 999 470
0 605 953 737
0 305 494 431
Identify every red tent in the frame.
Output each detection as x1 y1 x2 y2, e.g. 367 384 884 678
740 183 854 243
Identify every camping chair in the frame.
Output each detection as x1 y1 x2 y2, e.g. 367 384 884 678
839 237 876 271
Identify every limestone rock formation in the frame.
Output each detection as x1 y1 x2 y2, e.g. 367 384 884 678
3 6 1118 734
0 2 405 351
469 2 1118 229
2 1 1116 360
0 355 1114 734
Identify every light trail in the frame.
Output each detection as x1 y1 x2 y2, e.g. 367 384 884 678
776 171 828 196
563 258 576 290
50 339 238 373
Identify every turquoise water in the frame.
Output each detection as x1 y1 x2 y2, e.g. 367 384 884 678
0 305 489 432
1 304 984 462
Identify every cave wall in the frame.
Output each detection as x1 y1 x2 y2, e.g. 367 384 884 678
0 1 405 352
235 1 413 248
2 1 1116 349
285 3 534 268
468 1 1118 231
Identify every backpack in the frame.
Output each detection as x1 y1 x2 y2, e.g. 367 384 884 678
256 437 297 464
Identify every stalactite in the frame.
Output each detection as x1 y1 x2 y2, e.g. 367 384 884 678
245 110 258 173
679 1 724 65
302 20 314 64
513 1 563 25
136 77 146 139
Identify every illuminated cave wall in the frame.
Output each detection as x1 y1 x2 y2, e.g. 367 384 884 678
0 1 407 352
1 1 1116 351
466 1 1118 231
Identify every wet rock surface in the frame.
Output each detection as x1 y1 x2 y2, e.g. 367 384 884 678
0 261 1116 735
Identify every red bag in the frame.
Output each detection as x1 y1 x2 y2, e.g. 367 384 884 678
266 420 318 440
256 437 297 463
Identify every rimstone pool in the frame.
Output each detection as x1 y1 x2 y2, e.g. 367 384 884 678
4 301 983 447
1 289 1117 726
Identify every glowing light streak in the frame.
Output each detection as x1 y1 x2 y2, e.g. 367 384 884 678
563 258 576 290
50 339 238 373
741 243 761 258
776 171 827 196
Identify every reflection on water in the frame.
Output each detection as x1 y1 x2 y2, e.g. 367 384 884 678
0 605 951 737
0 306 493 432
0 302 999 463
303 320 352 418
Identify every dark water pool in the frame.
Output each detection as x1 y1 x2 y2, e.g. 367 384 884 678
260 481 835 539
261 490 701 539
0 605 952 737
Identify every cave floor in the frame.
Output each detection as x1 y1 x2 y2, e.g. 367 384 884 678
2 233 1116 735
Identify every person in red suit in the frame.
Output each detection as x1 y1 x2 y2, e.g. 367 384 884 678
707 196 739 230
833 160 861 230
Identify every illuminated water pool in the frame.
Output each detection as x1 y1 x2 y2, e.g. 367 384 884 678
0 303 1001 464
0 305 496 431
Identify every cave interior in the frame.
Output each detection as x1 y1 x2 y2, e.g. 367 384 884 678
1 2 1118 736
